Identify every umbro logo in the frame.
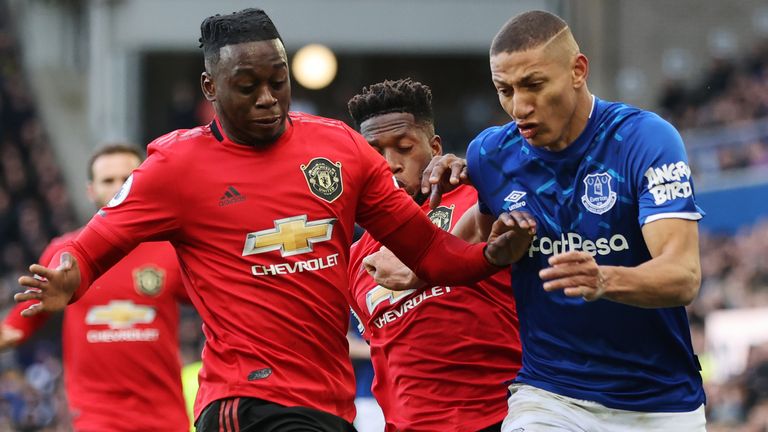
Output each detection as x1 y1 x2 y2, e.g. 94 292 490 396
219 186 246 207
504 190 526 203
503 190 527 211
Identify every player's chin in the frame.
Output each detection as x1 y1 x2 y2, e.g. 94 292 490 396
247 120 287 143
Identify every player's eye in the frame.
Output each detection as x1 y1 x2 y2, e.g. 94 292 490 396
270 80 286 90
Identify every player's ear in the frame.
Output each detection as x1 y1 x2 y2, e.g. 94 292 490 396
201 72 216 101
430 134 442 157
572 53 589 89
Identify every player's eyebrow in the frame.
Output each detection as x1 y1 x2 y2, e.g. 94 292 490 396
232 62 287 75
518 73 546 85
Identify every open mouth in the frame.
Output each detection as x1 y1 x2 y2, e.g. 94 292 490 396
518 123 538 139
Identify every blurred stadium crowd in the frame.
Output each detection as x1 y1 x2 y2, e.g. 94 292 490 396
0 8 766 432
660 40 768 176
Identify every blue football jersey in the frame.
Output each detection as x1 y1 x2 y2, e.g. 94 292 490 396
466 96 705 412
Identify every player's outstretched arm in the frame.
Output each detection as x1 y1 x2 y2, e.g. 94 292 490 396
15 253 81 316
367 211 536 290
420 154 471 209
540 218 701 308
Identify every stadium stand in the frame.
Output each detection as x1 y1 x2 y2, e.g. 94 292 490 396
0 5 75 429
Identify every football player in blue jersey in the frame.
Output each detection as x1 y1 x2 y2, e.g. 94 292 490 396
366 9 706 432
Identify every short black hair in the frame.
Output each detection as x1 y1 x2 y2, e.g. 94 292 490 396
199 8 283 69
347 78 434 129
491 10 568 55
88 144 144 181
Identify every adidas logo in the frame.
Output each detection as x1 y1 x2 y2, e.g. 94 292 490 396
219 186 246 207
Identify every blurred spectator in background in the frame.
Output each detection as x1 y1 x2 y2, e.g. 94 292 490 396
0 10 79 431
659 38 768 178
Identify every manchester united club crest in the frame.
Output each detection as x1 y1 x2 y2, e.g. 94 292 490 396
581 172 617 215
301 158 343 203
427 204 455 231
133 267 165 296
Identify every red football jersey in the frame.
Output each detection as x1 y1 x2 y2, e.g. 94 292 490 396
5 231 188 431
62 113 496 422
348 185 522 432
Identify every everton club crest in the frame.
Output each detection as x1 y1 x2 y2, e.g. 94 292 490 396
133 266 165 296
581 172 617 215
301 158 343 203
427 205 455 231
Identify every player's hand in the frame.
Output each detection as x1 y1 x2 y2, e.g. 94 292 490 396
362 246 426 291
484 211 537 266
15 253 80 316
539 251 607 301
0 324 23 351
420 154 471 209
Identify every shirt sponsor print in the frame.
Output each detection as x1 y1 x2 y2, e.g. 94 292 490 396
644 161 693 205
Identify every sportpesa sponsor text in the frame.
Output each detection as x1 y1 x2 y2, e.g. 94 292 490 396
528 233 629 257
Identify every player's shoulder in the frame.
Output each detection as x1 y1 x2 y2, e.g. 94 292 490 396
146 124 214 156
290 111 364 150
467 122 519 158
600 99 678 139
289 111 353 133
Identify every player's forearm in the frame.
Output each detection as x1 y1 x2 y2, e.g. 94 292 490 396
66 226 129 302
601 257 701 308
381 212 498 287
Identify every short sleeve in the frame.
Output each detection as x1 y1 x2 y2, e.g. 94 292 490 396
630 114 704 226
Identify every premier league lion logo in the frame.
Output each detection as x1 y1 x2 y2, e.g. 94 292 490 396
581 172 617 215
301 158 343 203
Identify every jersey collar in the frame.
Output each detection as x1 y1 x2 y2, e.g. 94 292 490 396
209 116 294 149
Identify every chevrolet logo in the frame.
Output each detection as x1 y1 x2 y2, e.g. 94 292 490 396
86 300 156 329
243 215 336 257
366 285 416 314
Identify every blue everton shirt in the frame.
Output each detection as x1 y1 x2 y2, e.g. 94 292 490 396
467 96 705 412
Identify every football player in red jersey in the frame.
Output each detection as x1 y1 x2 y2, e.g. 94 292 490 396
1 144 190 431
15 8 533 432
346 79 522 432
